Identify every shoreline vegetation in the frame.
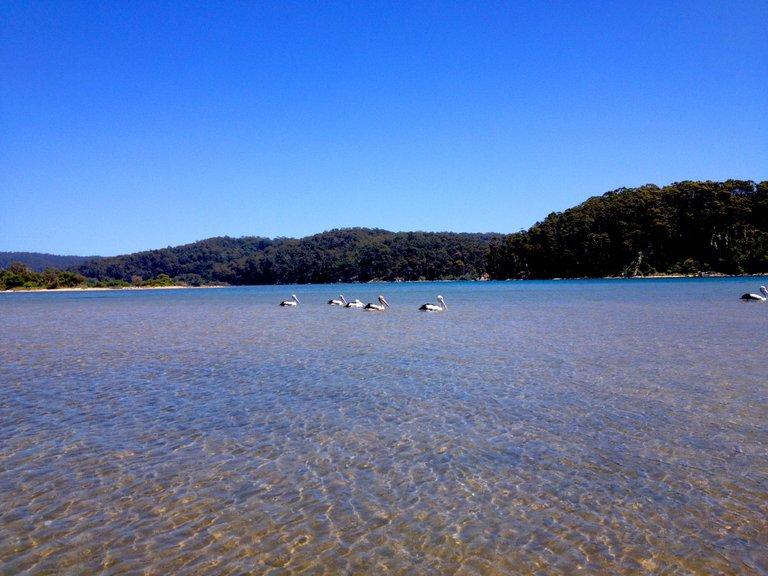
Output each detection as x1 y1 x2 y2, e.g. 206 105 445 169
2 180 766 290
3 285 221 293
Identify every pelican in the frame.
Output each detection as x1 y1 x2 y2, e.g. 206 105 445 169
419 295 447 312
740 285 768 301
328 295 347 306
280 294 300 306
364 295 390 311
344 299 364 308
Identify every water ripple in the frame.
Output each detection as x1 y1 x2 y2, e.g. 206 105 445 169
1 281 766 574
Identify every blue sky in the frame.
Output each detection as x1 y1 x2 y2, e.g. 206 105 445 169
2 1 766 256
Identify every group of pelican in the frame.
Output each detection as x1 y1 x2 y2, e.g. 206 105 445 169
741 285 768 301
326 294 390 310
281 294 447 311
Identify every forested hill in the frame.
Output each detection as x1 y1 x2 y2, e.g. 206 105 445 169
74 235 273 285
0 252 92 271
486 180 768 279
73 229 501 285
5 180 766 287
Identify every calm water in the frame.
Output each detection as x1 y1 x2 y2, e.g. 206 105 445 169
1 279 766 575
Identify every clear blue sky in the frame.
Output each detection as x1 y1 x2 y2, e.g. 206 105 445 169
2 1 766 256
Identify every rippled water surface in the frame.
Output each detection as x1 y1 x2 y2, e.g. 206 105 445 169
2 279 767 575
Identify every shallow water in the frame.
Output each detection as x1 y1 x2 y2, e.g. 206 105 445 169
1 279 767 575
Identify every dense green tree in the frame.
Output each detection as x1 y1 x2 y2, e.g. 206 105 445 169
0 262 86 290
140 274 176 287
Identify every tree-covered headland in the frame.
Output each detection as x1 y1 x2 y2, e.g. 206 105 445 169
2 180 766 290
486 180 767 278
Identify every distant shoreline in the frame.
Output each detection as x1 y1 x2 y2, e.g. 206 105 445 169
2 285 225 294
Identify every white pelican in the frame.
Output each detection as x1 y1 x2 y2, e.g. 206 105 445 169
328 295 347 306
419 295 447 312
344 299 364 308
364 295 390 311
740 285 768 301
280 294 300 306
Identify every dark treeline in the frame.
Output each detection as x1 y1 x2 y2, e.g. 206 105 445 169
0 252 92 272
487 180 768 278
72 229 500 285
3 180 766 289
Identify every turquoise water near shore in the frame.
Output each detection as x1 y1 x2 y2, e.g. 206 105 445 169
1 278 767 574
